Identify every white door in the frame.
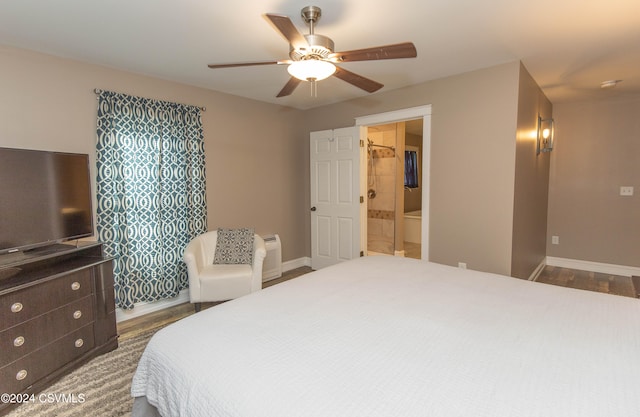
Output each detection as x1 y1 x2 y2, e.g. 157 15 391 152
310 127 361 269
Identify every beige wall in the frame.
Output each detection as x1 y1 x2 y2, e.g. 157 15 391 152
547 97 640 267
0 45 308 262
303 62 521 275
510 64 552 279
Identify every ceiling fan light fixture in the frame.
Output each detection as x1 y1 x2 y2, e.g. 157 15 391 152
287 59 336 81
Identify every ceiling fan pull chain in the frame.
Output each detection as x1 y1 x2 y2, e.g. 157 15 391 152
310 78 318 97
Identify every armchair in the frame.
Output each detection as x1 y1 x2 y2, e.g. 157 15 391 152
184 230 267 312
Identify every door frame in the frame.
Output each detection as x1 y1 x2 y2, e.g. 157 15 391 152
355 105 432 261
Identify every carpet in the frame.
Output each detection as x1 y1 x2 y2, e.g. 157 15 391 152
5 327 159 417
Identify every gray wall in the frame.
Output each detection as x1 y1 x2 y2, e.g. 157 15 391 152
547 97 640 267
510 63 552 279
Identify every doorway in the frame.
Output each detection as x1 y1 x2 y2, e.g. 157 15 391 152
355 105 431 261
365 120 423 258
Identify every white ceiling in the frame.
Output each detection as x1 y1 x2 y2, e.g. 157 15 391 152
1 0 639 110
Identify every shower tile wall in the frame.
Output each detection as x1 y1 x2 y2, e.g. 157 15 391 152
367 126 396 254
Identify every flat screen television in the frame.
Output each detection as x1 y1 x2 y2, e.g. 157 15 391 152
0 147 94 254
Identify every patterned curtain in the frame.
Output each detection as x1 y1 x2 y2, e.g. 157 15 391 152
96 90 207 309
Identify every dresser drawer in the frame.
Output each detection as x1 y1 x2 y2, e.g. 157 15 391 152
0 269 92 331
0 324 95 394
0 296 94 367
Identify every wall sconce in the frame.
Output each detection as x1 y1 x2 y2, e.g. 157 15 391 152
537 116 554 154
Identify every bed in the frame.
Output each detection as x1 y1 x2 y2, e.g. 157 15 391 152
131 256 640 417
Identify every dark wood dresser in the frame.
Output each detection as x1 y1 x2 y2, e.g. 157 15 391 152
0 242 118 415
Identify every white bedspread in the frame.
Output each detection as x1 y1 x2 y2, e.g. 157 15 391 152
131 256 640 417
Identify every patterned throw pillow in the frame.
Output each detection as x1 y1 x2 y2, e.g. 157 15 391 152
213 228 255 265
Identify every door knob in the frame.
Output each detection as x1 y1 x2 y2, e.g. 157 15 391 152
310 206 317 211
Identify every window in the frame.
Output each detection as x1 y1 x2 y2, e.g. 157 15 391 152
96 90 207 309
404 147 419 189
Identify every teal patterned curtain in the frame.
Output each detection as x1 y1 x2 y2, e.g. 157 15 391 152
96 90 207 310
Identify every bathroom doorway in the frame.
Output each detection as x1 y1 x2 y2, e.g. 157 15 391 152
355 105 432 261
365 119 423 259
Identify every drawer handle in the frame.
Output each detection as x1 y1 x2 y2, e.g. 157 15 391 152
11 302 23 313
14 336 25 347
71 281 81 291
73 310 82 319
75 338 84 348
16 369 28 381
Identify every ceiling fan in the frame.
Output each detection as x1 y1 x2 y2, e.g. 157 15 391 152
207 5 417 97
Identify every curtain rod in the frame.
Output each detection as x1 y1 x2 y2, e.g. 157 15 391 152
93 88 206 112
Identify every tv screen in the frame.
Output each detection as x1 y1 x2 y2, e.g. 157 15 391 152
0 147 94 254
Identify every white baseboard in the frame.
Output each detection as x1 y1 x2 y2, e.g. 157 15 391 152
116 289 190 323
545 256 640 277
116 256 311 323
283 256 311 271
528 260 546 281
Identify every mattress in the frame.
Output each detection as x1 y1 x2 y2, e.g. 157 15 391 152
131 256 640 417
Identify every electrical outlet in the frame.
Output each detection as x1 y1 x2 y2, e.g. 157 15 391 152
620 186 634 196
458 262 467 269
552 236 559 245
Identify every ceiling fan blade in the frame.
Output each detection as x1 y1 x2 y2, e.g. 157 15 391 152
264 14 308 50
208 61 289 69
333 66 383 93
276 77 303 97
329 42 417 63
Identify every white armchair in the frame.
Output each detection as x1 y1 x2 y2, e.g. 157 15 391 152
184 230 267 312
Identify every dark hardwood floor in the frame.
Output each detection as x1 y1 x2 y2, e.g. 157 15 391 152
633 276 640 298
536 265 637 298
